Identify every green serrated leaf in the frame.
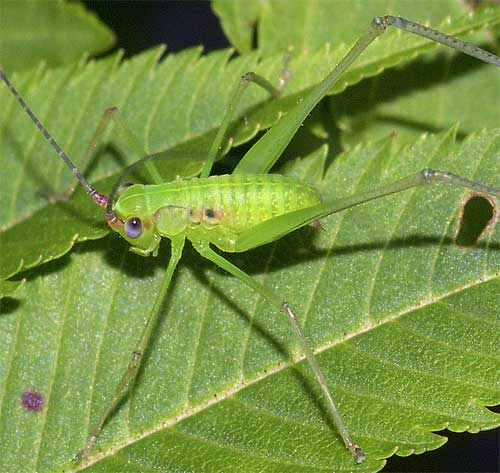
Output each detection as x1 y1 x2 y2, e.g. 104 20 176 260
0 0 115 72
1 2 500 472
0 129 498 473
212 0 261 54
331 27 500 148
214 0 477 56
1 6 498 283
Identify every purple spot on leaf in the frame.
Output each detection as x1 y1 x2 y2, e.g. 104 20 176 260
21 389 44 412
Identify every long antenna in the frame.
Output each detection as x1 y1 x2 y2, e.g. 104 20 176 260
0 68 108 208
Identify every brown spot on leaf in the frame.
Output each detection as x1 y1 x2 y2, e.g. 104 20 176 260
21 389 44 412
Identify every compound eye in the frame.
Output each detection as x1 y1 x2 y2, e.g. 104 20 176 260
124 217 142 239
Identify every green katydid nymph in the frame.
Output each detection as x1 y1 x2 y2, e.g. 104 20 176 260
1 14 500 466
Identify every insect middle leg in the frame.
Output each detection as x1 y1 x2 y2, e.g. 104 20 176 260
200 51 292 178
191 240 366 464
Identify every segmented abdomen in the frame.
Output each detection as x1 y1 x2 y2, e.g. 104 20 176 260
147 174 321 234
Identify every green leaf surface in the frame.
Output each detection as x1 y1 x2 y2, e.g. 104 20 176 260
212 0 260 54
1 2 500 472
1 7 499 282
0 0 115 73
1 129 499 473
214 0 468 55
331 30 500 149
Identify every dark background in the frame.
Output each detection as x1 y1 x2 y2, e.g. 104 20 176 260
82 2 499 472
85 0 229 57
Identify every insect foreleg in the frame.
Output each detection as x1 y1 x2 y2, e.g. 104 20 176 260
191 240 366 464
200 53 291 179
74 236 186 462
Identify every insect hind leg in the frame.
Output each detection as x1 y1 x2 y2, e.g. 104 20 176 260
191 239 365 463
382 15 500 66
200 51 293 179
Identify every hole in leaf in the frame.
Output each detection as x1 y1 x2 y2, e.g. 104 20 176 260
455 193 497 247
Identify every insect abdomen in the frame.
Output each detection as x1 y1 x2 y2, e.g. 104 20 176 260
150 174 320 233
193 174 321 232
